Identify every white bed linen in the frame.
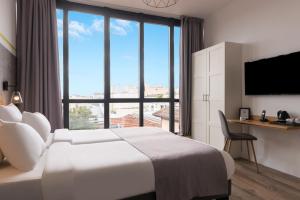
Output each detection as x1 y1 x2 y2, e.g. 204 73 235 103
112 127 235 178
220 151 235 178
45 133 54 148
111 127 168 138
42 141 155 200
53 129 121 144
42 141 235 200
0 151 47 200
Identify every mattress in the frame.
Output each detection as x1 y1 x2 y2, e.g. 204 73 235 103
53 128 121 144
43 141 155 200
42 140 235 200
0 151 47 200
53 127 235 181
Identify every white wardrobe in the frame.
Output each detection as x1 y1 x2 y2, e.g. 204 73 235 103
192 42 242 150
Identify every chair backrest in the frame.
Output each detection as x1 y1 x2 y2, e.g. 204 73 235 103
218 110 231 138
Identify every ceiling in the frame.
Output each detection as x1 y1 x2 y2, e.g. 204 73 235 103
69 0 233 18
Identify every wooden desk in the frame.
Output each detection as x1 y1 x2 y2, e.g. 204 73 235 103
228 116 300 131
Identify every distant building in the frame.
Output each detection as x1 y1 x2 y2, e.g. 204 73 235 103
110 113 161 128
69 90 180 132
153 106 180 132
144 85 169 98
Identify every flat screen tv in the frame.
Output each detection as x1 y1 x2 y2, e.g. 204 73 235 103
245 51 300 95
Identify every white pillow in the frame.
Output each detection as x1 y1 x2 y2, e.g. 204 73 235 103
0 104 22 122
22 112 51 141
0 120 45 171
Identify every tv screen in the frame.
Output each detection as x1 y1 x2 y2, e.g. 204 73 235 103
245 51 300 95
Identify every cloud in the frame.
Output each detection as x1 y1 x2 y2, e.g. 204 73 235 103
67 19 104 39
110 19 132 36
69 20 91 38
110 24 128 36
91 19 104 32
115 19 131 28
56 18 133 39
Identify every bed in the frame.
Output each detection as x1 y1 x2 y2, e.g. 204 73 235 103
0 127 235 200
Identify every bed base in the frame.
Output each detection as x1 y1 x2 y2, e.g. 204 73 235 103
123 180 231 200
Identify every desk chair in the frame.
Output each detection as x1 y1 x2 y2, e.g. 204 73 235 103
218 110 259 173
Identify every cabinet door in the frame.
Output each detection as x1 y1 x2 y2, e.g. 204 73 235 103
192 50 208 143
208 45 225 149
192 100 208 142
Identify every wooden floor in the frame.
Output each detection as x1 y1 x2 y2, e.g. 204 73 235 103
231 159 300 200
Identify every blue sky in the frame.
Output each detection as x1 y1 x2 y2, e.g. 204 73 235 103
57 10 180 96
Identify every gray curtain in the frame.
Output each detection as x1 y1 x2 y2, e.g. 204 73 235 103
179 16 204 136
16 0 63 130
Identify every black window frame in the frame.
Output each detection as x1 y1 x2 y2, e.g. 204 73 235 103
57 0 180 133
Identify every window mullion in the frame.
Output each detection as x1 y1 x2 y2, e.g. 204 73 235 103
169 25 175 133
139 22 144 127
104 15 110 128
63 9 69 129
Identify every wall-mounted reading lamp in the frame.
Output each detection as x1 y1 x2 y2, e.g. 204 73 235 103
2 81 23 105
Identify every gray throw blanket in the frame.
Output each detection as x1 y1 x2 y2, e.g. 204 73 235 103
112 129 228 200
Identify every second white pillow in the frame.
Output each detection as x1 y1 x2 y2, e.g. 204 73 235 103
0 120 45 171
22 112 51 141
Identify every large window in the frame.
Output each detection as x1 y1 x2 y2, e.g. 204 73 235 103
110 18 139 98
69 103 104 129
174 27 180 99
110 103 139 128
144 23 169 98
57 2 180 132
144 103 169 131
68 12 104 99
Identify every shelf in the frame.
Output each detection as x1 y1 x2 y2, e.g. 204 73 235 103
228 116 300 131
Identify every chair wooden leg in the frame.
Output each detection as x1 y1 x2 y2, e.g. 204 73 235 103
227 139 232 153
224 139 228 151
246 141 251 162
250 140 259 173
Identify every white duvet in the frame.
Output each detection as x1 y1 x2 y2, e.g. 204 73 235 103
42 128 235 200
42 141 155 200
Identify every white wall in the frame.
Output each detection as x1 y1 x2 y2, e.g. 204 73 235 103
0 0 16 105
0 0 16 55
204 0 300 178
